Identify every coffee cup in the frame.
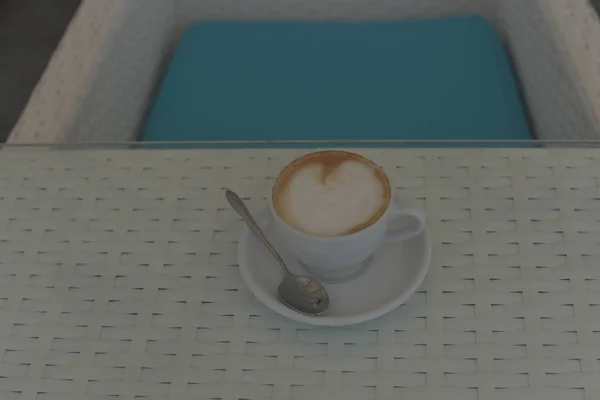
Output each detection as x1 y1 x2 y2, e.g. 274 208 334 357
270 150 425 282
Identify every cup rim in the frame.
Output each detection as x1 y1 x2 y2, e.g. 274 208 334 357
270 150 392 241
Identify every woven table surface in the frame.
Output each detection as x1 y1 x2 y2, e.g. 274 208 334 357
0 147 599 400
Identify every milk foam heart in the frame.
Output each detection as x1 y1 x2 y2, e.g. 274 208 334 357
273 151 390 237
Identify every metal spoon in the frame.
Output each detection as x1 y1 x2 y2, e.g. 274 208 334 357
225 189 330 315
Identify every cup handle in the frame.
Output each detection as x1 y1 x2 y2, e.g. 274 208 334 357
385 207 426 242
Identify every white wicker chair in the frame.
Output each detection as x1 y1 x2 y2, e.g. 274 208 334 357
8 0 600 143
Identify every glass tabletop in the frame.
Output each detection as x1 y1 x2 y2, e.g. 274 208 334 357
5 139 600 148
0 140 599 399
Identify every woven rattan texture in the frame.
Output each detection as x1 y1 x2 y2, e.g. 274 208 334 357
499 0 600 141
9 0 174 144
0 148 599 400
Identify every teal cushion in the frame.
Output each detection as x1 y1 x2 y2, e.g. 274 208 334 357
143 16 533 145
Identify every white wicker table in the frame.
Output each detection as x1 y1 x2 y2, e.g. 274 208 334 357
1 147 599 400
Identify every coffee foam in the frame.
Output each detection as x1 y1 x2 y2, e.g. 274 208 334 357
273 152 390 237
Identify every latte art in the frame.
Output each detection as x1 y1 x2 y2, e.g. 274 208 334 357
273 151 390 237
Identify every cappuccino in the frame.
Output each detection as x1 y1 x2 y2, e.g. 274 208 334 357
272 151 390 237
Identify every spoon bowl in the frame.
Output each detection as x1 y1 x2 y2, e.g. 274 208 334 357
278 274 329 315
225 189 330 316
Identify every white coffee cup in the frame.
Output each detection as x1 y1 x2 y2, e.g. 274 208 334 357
270 151 426 282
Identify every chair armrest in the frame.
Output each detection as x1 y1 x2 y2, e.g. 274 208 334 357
500 0 600 141
9 0 175 143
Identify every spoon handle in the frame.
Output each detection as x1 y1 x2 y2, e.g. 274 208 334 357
225 189 290 274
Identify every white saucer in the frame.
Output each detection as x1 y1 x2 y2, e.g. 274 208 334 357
238 208 432 326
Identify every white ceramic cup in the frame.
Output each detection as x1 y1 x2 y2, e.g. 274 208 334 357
270 152 426 282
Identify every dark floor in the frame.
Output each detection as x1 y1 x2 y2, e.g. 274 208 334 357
0 0 81 141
